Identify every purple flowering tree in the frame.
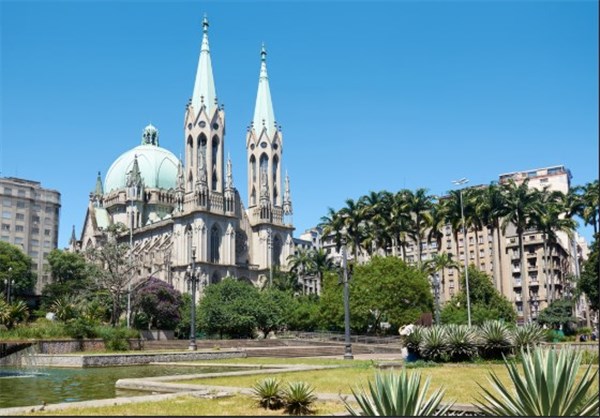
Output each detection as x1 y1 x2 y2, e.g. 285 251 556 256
132 277 183 330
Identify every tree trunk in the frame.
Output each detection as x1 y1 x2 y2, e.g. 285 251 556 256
495 221 505 295
542 235 549 305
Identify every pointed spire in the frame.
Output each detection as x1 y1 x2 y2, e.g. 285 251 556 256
252 43 276 138
283 171 292 215
69 225 77 245
191 14 217 116
94 171 103 196
176 159 184 191
127 155 143 187
225 154 234 190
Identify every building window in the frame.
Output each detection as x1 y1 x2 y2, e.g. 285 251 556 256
17 201 26 209
31 239 39 247
14 237 23 244
16 213 24 220
15 225 23 232
1 224 9 231
0 235 9 242
2 211 11 219
32 215 40 223
43 241 51 248
210 225 220 263
3 187 12 195
44 229 51 236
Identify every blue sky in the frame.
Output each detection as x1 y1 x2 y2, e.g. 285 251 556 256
1 0 598 249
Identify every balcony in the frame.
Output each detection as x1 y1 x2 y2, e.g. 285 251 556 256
513 280 522 288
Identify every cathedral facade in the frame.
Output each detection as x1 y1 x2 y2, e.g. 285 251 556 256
73 17 294 294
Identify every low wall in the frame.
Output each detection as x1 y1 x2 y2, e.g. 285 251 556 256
140 330 174 341
30 350 245 368
37 338 143 354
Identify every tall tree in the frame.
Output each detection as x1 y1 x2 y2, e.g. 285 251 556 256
42 249 92 309
579 234 598 312
403 188 434 264
0 241 35 300
85 224 136 326
581 181 599 236
338 198 367 262
500 179 542 323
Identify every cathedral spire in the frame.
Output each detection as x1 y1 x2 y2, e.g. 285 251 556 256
191 14 217 116
283 171 292 215
225 154 234 190
70 225 77 245
94 171 103 196
252 43 276 138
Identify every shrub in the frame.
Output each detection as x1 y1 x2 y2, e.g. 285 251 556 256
475 347 599 416
403 325 424 356
344 370 452 416
282 381 317 415
252 378 284 410
445 324 478 362
97 326 135 351
64 317 96 339
511 323 545 351
478 320 513 360
419 326 448 362
0 300 29 329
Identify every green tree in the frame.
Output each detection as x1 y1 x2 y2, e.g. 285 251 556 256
0 241 35 301
286 294 320 331
537 298 576 332
579 237 598 312
41 249 92 309
441 266 516 325
198 278 259 338
319 257 433 334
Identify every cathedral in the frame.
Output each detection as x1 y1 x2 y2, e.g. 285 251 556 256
72 17 295 294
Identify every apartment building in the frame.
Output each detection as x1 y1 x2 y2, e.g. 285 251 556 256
0 177 61 295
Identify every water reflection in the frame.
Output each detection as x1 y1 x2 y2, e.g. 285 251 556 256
0 365 231 408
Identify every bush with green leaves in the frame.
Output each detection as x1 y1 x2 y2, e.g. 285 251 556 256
419 326 448 362
64 317 97 339
478 320 513 360
511 322 545 351
344 370 452 416
282 381 317 415
96 326 138 351
252 378 284 410
445 324 479 362
402 325 424 357
475 347 599 416
0 299 29 329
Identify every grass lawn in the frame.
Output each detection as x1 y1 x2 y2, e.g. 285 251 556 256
27 394 347 416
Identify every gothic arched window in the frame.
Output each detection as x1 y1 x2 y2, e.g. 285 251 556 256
187 135 193 167
251 187 256 206
211 136 219 191
273 155 279 185
273 234 282 266
259 153 269 174
211 272 220 284
250 155 256 182
210 224 220 263
197 133 207 167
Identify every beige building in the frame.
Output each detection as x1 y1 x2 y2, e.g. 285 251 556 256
1 177 61 294
73 17 294 297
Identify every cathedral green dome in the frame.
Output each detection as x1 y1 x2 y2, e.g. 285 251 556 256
104 125 179 193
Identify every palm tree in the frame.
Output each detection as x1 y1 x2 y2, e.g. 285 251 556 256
581 180 599 236
338 198 367 262
311 248 335 291
359 191 388 255
464 187 485 267
388 191 414 261
443 190 466 275
476 183 508 292
319 207 344 253
501 179 542 323
533 189 576 303
426 199 447 255
403 188 434 264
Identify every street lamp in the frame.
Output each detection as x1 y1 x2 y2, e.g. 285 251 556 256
433 272 441 325
187 246 198 351
4 267 14 303
452 178 472 327
341 236 353 360
267 227 273 288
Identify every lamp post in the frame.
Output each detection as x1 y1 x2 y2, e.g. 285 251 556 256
267 227 273 288
341 237 353 360
126 188 134 329
433 272 441 325
452 178 472 327
188 246 198 351
4 267 14 303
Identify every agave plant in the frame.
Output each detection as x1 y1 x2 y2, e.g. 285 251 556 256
251 378 284 410
403 325 424 357
419 326 448 362
445 324 479 362
511 323 545 351
51 295 81 322
475 347 599 416
478 320 513 360
344 370 453 416
282 381 317 415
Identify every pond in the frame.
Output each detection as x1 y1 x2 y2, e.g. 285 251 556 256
0 364 236 409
